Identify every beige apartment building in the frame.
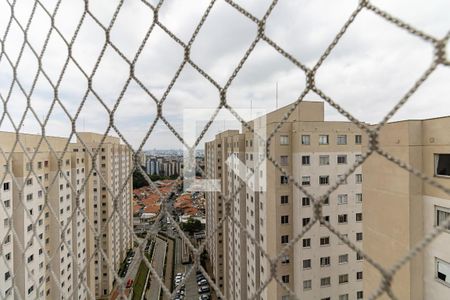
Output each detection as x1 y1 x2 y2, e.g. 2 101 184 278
205 101 365 300
0 131 133 299
363 118 450 300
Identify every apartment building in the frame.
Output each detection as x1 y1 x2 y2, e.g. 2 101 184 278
205 102 364 300
0 131 132 299
0 156 13 298
205 130 240 294
72 133 133 299
363 118 450 300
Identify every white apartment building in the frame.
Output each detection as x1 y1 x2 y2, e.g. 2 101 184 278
0 156 14 298
73 133 133 299
205 101 365 300
0 131 132 300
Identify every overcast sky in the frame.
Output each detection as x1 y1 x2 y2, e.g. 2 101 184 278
0 0 449 150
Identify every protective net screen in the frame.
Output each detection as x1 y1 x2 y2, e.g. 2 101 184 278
0 0 449 300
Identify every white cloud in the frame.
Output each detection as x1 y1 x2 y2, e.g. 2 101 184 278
0 0 449 149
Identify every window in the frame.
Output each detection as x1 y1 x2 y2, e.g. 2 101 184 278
337 155 347 164
339 254 348 264
280 195 289 204
339 295 349 300
281 255 290 264
320 277 331 287
357 291 363 299
280 156 289 166
356 213 363 222
356 193 363 203
28 285 34 295
301 135 310 145
303 259 311 269
319 135 329 145
301 155 310 165
27 224 33 232
435 154 450 176
338 214 348 224
321 215 330 225
320 257 330 267
320 236 330 246
302 218 310 226
280 135 289 145
281 235 289 244
281 176 289 185
4 200 10 208
26 194 33 201
319 176 329 185
302 238 311 248
337 135 347 145
356 271 363 280
356 174 363 183
339 274 349 284
356 253 364 261
338 194 348 205
301 176 310 186
26 178 33 185
323 197 329 205
436 206 450 231
281 275 289 283
436 258 450 286
281 215 289 224
355 135 362 144
3 182 10 191
336 174 347 184
302 197 310 206
303 280 312 290
319 155 329 165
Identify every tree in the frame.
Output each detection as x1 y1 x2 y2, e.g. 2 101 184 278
181 218 203 234
133 170 149 189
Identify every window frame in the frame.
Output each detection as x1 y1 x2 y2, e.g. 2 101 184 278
319 175 329 185
303 279 312 290
280 135 289 145
337 135 347 145
301 135 310 145
301 155 310 165
337 155 347 164
319 155 330 165
319 135 329 145
435 154 450 177
436 257 450 287
435 206 450 232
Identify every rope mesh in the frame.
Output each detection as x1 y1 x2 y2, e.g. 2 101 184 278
0 0 449 299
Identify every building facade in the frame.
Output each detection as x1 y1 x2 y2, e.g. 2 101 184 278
363 118 450 300
205 102 365 300
0 132 133 299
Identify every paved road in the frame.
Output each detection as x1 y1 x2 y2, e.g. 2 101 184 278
174 237 200 300
146 237 167 300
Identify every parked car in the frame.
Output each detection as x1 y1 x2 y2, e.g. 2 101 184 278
199 294 210 300
126 279 133 288
196 274 205 280
198 286 210 294
197 278 208 286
